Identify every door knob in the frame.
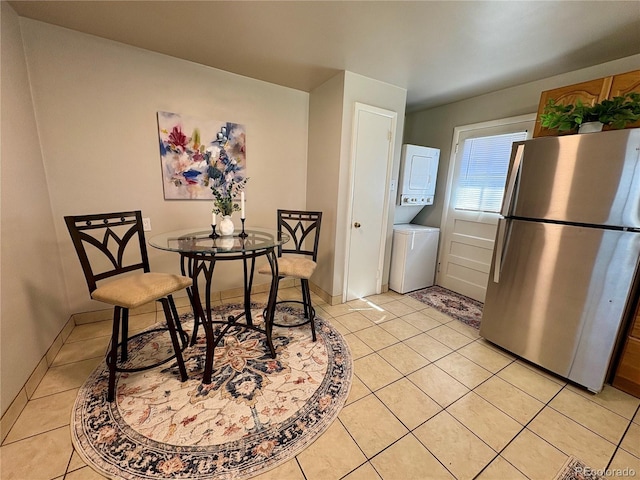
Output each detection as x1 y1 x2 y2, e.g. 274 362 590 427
354 222 361 228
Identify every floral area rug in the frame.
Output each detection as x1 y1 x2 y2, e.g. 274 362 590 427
553 456 605 480
71 303 352 480
408 285 483 329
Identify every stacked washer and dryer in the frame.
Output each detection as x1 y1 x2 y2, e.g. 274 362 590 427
390 144 440 294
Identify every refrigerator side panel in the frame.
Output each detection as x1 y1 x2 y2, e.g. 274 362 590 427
513 129 640 227
481 220 638 388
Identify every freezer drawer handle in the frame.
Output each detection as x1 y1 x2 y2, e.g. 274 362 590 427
501 143 525 217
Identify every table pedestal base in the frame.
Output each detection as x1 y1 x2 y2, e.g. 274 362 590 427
181 248 279 384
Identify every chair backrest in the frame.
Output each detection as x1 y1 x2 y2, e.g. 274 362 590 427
64 211 150 294
277 210 322 261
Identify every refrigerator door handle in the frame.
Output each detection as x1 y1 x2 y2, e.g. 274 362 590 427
501 143 525 216
493 217 508 283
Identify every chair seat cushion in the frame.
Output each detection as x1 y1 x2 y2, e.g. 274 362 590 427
91 272 192 309
259 257 317 279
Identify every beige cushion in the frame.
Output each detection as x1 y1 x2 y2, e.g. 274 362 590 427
91 272 192 309
259 256 317 279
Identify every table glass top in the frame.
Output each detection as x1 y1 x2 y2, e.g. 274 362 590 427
148 228 289 254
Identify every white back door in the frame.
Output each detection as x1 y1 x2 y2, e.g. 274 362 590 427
437 114 534 302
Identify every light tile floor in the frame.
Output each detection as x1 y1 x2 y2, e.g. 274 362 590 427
2 288 640 480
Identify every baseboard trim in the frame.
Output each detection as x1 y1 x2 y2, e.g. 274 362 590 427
1 314 75 443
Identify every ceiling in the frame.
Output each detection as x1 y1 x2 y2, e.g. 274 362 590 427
8 1 640 111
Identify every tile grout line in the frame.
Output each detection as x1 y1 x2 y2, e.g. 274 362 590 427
350 309 621 480
349 323 509 479
6 289 640 480
605 402 640 471
332 297 640 478
472 384 571 479
416 344 521 479
338 310 464 478
362 322 640 477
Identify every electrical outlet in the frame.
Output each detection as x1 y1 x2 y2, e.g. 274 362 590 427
142 217 152 231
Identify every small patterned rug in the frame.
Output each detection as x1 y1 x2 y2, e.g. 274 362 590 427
71 303 352 480
553 456 605 480
409 285 483 329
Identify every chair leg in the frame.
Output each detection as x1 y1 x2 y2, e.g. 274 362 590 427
160 298 188 382
264 274 280 358
301 279 317 342
301 280 310 319
168 295 188 349
107 306 122 402
120 308 129 362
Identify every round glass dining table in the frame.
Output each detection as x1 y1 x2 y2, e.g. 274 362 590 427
148 227 289 384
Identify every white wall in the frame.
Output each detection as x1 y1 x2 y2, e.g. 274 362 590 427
19 19 310 314
307 72 407 302
405 55 640 229
307 73 345 298
307 72 407 300
1 4 70 416
1 14 310 416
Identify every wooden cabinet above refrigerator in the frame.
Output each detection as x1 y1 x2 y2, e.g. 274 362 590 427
533 69 640 138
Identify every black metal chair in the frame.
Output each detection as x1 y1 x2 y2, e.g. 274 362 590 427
259 210 322 341
65 211 190 402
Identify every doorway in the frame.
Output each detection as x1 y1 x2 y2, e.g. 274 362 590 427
437 114 534 302
343 103 397 301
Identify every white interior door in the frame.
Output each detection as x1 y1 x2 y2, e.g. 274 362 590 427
437 115 534 302
344 103 396 301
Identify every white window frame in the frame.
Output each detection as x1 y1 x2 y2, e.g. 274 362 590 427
440 113 537 231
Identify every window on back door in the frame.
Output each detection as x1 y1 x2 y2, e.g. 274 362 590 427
454 131 528 214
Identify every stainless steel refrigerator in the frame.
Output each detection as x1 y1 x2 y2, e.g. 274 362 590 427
480 128 640 392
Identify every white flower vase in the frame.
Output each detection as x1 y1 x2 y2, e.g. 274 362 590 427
219 215 234 236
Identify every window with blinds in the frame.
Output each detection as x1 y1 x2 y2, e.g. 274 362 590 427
454 131 528 213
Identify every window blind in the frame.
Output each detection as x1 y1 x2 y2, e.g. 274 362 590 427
454 131 528 213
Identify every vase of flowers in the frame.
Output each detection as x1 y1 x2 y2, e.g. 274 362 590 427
218 215 234 236
209 141 247 236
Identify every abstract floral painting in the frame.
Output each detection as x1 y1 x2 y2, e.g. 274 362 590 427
157 111 246 200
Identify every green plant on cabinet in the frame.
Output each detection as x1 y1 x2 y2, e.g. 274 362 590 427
540 92 640 132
